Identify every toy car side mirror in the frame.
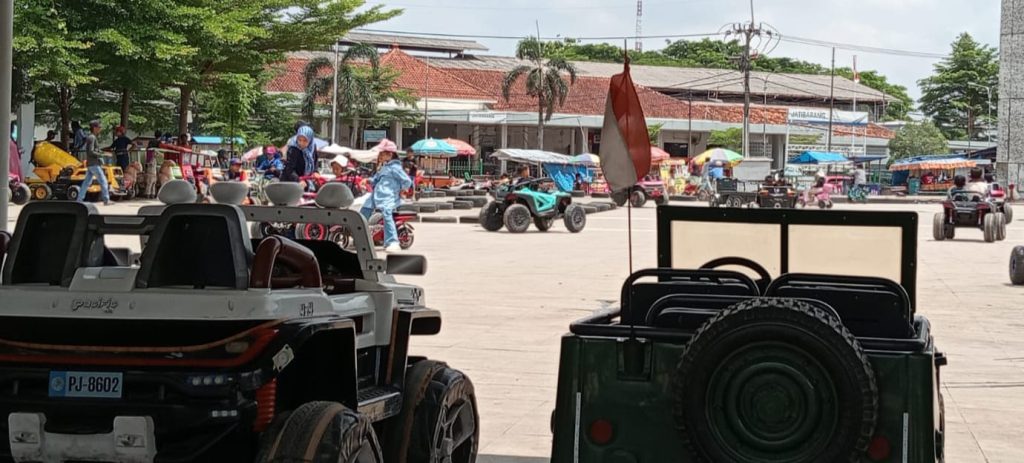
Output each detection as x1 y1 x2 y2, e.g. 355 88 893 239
386 254 427 276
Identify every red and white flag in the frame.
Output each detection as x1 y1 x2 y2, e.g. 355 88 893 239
598 61 651 192
853 55 860 84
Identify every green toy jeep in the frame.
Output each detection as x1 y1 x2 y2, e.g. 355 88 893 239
551 206 946 462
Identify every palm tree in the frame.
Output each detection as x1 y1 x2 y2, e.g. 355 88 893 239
301 43 381 145
501 37 578 150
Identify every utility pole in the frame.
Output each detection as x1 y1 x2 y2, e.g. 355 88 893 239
635 0 643 52
331 41 340 143
826 47 836 152
0 0 11 231
723 1 778 159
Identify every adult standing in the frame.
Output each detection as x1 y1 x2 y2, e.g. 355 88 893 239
283 125 317 182
70 121 87 160
111 126 134 171
146 131 162 164
79 120 111 205
361 142 411 252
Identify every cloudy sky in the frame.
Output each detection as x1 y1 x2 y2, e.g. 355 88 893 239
367 0 1001 104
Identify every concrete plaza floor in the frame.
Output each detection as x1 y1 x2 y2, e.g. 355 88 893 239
4 200 1023 462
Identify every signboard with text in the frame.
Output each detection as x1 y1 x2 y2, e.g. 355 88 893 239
363 129 387 143
787 108 869 125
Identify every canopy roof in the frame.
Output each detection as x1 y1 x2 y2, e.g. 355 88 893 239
889 155 976 171
789 151 850 164
492 149 576 165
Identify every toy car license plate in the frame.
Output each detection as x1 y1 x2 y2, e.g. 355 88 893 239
48 371 123 399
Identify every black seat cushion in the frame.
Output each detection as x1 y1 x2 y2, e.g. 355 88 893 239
766 274 914 339
622 270 759 325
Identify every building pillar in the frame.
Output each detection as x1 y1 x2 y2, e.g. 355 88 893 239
499 124 508 173
392 120 403 150
771 134 786 170
999 0 1024 195
16 100 33 174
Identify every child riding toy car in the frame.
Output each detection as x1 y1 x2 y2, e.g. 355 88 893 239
480 178 587 233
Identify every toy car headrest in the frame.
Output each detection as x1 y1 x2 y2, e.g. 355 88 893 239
158 180 197 205
264 182 304 206
315 183 354 209
210 182 249 205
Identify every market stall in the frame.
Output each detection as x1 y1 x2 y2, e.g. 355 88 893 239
889 155 977 194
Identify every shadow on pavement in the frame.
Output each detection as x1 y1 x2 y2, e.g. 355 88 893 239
479 455 549 463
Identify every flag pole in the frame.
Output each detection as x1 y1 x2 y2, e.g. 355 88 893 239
623 41 635 275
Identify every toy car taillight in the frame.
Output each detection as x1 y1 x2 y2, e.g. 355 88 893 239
866 434 892 461
588 419 614 445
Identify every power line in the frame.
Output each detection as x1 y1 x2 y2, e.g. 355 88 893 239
779 35 947 59
369 0 714 11
354 28 723 42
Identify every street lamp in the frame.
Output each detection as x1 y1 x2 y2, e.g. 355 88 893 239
967 82 993 143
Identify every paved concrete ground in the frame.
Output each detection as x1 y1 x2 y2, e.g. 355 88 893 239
4 200 1023 462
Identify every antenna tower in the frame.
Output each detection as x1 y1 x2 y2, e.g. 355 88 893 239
634 0 643 52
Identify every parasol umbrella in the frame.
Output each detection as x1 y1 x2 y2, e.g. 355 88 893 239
651 147 671 163
443 138 477 156
692 148 743 167
410 138 457 157
573 153 601 166
320 143 351 156
241 147 263 162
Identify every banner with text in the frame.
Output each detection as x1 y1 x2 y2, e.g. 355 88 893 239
787 108 869 125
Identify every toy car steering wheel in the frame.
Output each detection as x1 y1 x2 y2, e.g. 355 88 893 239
699 257 772 294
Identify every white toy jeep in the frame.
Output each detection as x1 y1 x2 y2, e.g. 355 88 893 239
0 181 478 463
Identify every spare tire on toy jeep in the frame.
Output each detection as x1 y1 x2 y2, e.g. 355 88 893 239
674 298 877 463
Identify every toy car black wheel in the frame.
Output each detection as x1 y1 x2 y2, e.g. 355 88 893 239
996 213 1007 241
478 201 505 232
563 204 586 233
1011 246 1024 285
399 227 415 249
630 190 647 208
503 204 531 233
66 185 82 201
10 184 30 205
674 298 877 463
297 222 328 241
933 213 946 241
256 401 382 463
124 186 137 201
534 216 554 232
30 184 52 201
984 213 998 243
387 360 479 463
944 224 955 240
1004 203 1014 223
655 196 668 206
612 190 628 207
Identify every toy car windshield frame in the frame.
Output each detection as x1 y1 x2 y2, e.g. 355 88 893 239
656 206 918 307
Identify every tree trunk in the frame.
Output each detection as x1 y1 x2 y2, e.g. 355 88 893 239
177 85 191 136
58 87 71 148
351 117 360 148
119 89 131 129
537 95 545 150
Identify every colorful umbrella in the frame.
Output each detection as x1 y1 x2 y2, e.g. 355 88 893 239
410 138 457 157
693 148 743 167
573 153 601 166
651 147 671 163
443 138 477 156
241 147 263 162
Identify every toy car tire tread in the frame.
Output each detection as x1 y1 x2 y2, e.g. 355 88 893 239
30 184 52 201
10 183 30 205
503 204 531 233
984 214 997 243
933 213 946 241
1010 246 1024 285
479 201 504 231
387 360 480 463
563 204 586 233
630 190 647 208
256 401 382 463
673 298 877 463
66 185 81 201
1004 204 1013 223
534 217 554 232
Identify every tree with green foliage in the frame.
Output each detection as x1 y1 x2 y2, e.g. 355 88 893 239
171 1 400 135
834 69 913 121
301 44 418 146
708 128 743 152
918 33 999 140
888 121 948 160
502 37 578 149
197 73 261 152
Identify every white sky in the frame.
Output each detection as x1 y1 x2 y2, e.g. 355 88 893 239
368 0 1002 103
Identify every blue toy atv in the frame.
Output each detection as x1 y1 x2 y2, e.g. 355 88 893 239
480 178 587 233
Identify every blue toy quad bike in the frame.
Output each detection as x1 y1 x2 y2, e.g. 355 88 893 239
480 178 587 233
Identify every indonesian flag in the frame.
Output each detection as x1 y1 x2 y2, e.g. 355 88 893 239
598 61 651 193
853 55 860 84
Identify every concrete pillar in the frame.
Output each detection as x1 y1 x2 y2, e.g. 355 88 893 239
16 100 33 175
392 120 403 150
499 124 508 173
771 134 786 169
999 0 1024 194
